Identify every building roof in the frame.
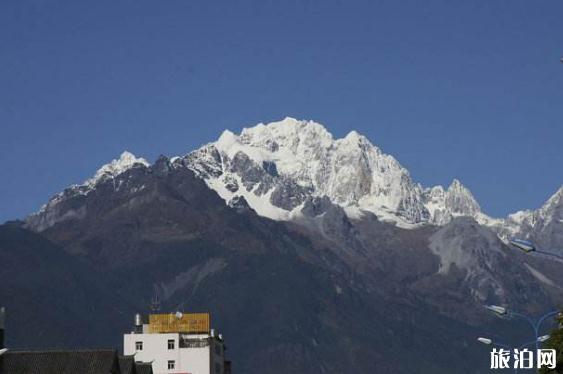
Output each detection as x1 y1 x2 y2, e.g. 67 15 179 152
134 362 153 374
118 355 135 374
2 349 120 374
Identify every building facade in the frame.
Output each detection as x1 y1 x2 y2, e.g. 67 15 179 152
123 312 226 374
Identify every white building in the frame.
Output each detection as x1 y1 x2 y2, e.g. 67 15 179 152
124 312 228 374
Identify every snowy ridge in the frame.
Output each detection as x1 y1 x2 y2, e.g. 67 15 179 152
187 117 430 224
27 151 150 230
422 179 495 226
26 118 562 240
496 186 563 242
536 186 563 226
185 117 500 227
183 117 562 240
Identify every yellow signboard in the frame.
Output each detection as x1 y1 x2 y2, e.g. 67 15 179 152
148 313 210 334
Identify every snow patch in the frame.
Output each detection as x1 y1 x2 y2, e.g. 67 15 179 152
206 175 297 221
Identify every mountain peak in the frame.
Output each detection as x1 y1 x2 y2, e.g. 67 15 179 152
187 118 431 224
448 178 463 189
274 116 301 125
237 117 331 145
86 151 149 187
445 179 481 216
421 179 484 225
344 130 361 139
216 130 238 149
342 130 371 146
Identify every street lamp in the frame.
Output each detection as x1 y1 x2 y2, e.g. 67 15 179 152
485 304 559 352
509 239 536 253
0 347 7 356
477 337 494 345
509 238 563 260
537 334 551 343
485 305 507 315
477 335 549 348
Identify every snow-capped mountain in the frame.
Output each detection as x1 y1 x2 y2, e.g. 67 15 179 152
183 117 490 227
25 117 561 242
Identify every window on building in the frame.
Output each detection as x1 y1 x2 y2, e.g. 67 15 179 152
168 360 175 370
167 339 175 350
135 341 143 351
215 362 222 373
215 344 222 356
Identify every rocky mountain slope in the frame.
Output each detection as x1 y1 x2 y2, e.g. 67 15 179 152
0 224 136 349
8 118 563 373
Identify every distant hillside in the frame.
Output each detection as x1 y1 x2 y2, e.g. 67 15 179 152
0 224 137 349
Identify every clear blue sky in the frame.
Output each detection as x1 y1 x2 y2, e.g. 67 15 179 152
1 0 562 222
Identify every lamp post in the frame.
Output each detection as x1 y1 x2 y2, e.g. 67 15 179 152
485 304 560 352
509 239 563 261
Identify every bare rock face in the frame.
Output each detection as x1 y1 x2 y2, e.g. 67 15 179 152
269 179 311 211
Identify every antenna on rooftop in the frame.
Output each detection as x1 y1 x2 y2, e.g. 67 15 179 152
150 286 161 312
